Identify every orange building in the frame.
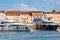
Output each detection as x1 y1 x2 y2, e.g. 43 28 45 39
32 11 43 19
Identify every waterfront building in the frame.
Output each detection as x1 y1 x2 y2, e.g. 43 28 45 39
32 11 43 19
0 11 42 24
19 13 34 24
42 11 60 24
5 11 34 24
0 11 6 20
32 11 43 26
5 11 21 21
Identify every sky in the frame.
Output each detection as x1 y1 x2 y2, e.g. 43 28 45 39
0 0 60 12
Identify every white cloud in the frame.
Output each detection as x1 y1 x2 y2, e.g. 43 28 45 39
19 4 28 7
12 3 40 11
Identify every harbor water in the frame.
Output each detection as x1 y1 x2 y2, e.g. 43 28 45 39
0 31 60 40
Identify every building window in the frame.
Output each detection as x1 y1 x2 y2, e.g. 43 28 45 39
48 18 51 21
27 22 28 23
22 21 23 23
44 15 47 19
31 16 33 18
26 18 28 19
31 19 33 21
22 18 23 19
16 13 17 16
48 17 53 21
29 13 32 16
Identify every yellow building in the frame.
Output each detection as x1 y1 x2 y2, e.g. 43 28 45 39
43 11 60 24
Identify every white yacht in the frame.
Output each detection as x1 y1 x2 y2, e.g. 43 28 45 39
0 20 35 32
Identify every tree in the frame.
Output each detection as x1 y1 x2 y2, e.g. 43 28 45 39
52 10 56 13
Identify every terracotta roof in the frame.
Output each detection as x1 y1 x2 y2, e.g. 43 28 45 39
6 11 21 16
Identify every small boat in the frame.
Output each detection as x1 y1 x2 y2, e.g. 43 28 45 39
57 27 60 32
30 28 40 32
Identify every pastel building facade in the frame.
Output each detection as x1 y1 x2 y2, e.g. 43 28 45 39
1 11 43 24
42 11 60 24
1 10 60 25
0 11 37 25
5 11 34 24
19 14 34 24
32 11 43 19
32 11 43 25
0 11 6 20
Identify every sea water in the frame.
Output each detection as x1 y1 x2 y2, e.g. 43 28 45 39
0 31 60 40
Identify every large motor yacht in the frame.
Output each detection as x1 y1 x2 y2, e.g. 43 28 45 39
0 20 35 32
36 20 58 31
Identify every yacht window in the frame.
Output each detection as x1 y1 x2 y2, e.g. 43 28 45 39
8 25 26 27
16 27 18 29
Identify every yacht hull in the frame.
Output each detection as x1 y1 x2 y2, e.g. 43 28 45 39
36 25 58 31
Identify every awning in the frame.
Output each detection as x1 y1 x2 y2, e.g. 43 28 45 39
33 18 42 22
